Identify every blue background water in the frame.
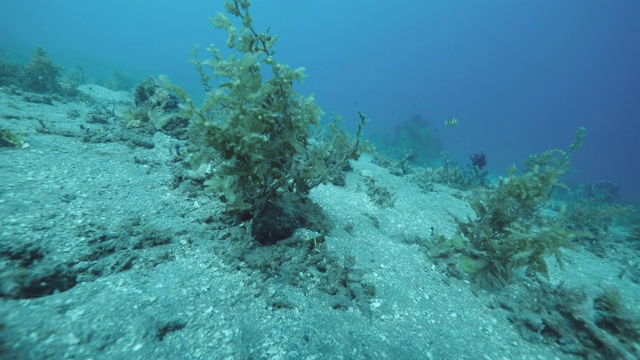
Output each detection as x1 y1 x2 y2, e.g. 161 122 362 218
2 0 639 203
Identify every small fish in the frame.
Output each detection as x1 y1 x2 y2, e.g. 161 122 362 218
445 117 458 127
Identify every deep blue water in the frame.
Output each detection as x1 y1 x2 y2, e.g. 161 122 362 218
2 0 639 203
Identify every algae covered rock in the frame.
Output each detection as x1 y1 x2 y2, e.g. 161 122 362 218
126 77 187 137
251 192 328 245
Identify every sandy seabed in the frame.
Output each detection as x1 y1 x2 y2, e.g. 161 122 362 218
1 84 639 359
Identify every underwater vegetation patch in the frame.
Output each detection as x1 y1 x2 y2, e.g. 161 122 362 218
0 126 24 148
452 127 591 288
563 199 635 257
496 282 640 359
163 0 368 244
409 151 489 192
1 46 81 98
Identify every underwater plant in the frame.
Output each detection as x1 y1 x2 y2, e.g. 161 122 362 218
564 198 634 255
0 58 22 88
411 151 488 191
20 46 62 94
0 48 81 97
503 282 640 359
163 0 366 244
0 126 24 148
454 127 591 288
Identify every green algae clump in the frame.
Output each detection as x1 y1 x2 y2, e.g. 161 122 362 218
454 128 591 288
163 0 366 244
